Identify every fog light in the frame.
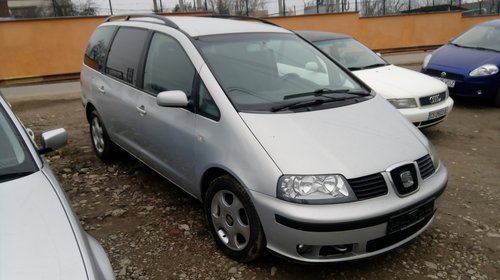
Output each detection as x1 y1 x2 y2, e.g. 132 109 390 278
477 90 482 95
296 244 313 254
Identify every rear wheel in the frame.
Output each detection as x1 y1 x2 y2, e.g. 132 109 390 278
204 175 266 262
89 110 117 161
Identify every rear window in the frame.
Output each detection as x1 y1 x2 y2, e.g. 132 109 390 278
84 26 117 71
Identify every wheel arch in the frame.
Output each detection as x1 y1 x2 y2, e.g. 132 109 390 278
85 102 97 123
200 167 232 202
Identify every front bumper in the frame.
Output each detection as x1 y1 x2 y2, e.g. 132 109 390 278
398 97 454 128
250 164 448 263
422 68 499 100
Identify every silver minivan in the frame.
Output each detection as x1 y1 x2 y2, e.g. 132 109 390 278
81 15 448 263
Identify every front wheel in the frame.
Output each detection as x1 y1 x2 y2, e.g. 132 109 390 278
204 175 266 262
89 110 117 161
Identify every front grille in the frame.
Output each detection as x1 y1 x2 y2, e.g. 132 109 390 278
419 91 447 106
417 154 436 179
424 69 464 81
390 164 419 195
347 173 388 200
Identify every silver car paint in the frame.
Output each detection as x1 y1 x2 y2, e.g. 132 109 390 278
81 18 448 263
0 95 114 280
250 163 447 262
239 94 428 179
0 172 87 280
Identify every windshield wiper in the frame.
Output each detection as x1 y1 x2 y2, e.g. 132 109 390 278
0 171 34 182
349 63 388 71
284 88 370 100
450 42 499 52
271 98 344 112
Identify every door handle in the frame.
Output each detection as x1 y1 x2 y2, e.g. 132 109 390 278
136 105 147 116
98 86 105 94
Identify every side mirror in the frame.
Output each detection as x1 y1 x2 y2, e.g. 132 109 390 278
305 61 319 71
157 90 189 108
376 52 382 57
39 128 67 154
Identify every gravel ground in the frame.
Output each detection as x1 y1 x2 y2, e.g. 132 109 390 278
10 94 500 280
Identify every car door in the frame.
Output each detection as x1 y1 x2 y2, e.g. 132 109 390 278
99 27 150 153
136 32 197 190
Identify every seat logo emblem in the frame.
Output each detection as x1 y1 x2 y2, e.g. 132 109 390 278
429 94 442 104
440 72 447 78
400 171 414 188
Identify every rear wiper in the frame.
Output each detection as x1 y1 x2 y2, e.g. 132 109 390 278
0 171 34 182
284 88 369 100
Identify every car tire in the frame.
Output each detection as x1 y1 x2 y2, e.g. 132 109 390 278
89 110 117 161
204 175 266 262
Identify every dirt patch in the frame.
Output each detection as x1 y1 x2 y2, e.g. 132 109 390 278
11 97 500 280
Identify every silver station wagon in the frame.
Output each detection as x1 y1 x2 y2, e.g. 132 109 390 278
81 15 448 263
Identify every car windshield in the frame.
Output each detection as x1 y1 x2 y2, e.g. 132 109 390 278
451 25 500 52
195 33 370 112
313 38 388 70
0 104 37 182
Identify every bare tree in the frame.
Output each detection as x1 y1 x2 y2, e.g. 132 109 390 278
360 0 408 16
207 0 265 15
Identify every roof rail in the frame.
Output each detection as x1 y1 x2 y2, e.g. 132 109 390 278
104 14 179 29
207 15 279 27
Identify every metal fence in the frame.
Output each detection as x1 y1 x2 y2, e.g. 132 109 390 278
301 0 500 16
1 0 499 19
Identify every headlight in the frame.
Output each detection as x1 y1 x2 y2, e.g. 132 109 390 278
469 64 498 77
422 54 432 69
388 98 418 109
277 175 357 204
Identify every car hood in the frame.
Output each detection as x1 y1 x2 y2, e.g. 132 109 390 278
353 65 447 99
240 95 429 178
0 171 88 280
429 44 500 73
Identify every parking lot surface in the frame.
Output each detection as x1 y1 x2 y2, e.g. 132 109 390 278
4 63 500 279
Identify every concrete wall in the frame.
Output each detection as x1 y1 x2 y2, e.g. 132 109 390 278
0 12 499 82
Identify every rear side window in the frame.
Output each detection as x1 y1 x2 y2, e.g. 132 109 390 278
84 26 116 71
143 33 195 96
105 27 149 85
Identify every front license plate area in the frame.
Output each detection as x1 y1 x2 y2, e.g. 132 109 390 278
387 200 435 234
428 108 447 120
437 77 455 88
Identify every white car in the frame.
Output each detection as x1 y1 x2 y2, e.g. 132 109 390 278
0 91 114 280
299 30 454 128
